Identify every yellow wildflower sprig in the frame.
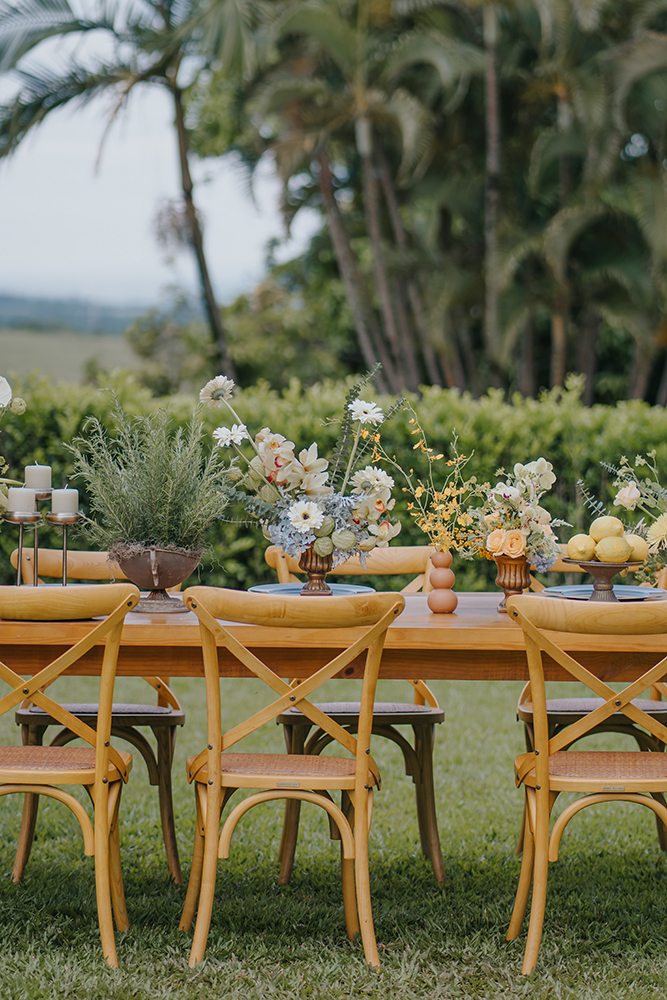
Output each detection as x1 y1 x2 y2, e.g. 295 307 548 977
373 404 488 553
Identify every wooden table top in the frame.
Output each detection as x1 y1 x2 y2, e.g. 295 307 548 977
1 591 666 682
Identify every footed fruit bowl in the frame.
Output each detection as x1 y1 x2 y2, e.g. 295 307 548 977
561 557 644 602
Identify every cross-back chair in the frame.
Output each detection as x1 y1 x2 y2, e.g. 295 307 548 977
265 544 446 884
179 586 405 968
0 583 139 967
519 552 667 850
10 547 185 883
506 594 667 974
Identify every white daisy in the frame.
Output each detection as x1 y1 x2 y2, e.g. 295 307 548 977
200 375 235 407
287 500 325 534
647 513 667 548
0 376 12 408
228 423 249 445
212 426 234 447
350 465 394 492
348 399 383 424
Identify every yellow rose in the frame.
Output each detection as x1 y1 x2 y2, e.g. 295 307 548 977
501 529 526 558
486 528 507 554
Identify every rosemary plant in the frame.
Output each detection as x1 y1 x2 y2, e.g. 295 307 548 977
69 399 231 557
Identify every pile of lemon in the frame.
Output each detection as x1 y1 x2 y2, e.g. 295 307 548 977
567 516 649 564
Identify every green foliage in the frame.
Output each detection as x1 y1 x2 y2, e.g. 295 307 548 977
69 396 232 553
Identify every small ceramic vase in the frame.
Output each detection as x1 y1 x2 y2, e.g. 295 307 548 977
427 550 458 613
494 554 531 613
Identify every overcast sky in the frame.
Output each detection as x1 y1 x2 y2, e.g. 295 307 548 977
0 82 319 306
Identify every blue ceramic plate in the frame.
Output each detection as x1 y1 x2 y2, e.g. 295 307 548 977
248 582 375 596
542 584 667 601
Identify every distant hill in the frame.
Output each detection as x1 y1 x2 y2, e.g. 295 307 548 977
0 294 202 335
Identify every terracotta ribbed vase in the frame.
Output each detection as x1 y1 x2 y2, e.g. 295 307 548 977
427 550 458 614
494 554 531 613
298 545 334 596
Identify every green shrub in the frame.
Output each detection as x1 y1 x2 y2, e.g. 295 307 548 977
2 371 666 589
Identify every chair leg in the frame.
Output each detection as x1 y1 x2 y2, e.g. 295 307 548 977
154 726 183 884
354 790 380 969
93 783 118 968
341 848 360 940
651 791 667 851
277 724 308 884
507 794 535 940
521 790 550 975
414 724 445 884
180 787 206 933
13 724 47 882
188 784 223 967
109 785 129 932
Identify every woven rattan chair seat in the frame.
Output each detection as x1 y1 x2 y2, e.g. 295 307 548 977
188 751 364 788
16 703 185 727
277 702 444 726
0 744 132 782
520 750 667 790
518 697 667 725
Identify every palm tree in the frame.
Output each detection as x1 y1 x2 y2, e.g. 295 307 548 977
0 0 256 378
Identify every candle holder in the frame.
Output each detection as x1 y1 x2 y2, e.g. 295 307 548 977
45 511 82 586
2 510 43 586
33 488 53 502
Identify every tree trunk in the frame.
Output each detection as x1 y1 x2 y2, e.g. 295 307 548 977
318 150 392 393
483 3 501 370
172 87 235 379
357 118 405 387
575 309 599 406
628 341 656 400
520 315 536 398
374 141 431 388
551 293 568 387
456 317 481 397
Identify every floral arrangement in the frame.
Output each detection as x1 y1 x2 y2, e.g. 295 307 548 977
464 459 567 571
0 374 27 513
583 452 667 583
376 406 565 569
200 370 401 563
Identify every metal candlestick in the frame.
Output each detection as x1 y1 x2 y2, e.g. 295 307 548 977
2 511 43 586
45 511 82 585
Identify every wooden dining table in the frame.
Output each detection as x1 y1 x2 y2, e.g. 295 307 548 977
1 591 666 683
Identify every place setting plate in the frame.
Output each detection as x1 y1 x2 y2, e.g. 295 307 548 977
542 584 667 602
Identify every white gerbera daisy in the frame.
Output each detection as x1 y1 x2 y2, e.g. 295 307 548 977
647 513 667 548
0 376 12 408
348 399 383 424
200 375 235 407
228 423 249 445
350 465 394 492
288 500 325 534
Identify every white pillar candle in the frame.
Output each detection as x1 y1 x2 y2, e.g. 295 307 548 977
51 488 79 514
24 464 51 490
7 487 36 512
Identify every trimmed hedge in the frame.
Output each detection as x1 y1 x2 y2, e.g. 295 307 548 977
1 371 665 590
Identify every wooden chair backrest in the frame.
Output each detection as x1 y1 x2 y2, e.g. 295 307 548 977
8 548 181 710
183 587 405 791
264 544 436 593
508 594 667 783
0 584 139 781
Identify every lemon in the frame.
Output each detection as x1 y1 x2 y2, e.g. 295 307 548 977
567 534 596 561
589 516 625 542
595 536 632 563
623 533 649 562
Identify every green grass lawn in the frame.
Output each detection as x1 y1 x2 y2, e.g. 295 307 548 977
1 674 667 999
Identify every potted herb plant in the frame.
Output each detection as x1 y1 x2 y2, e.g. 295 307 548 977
69 396 231 611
